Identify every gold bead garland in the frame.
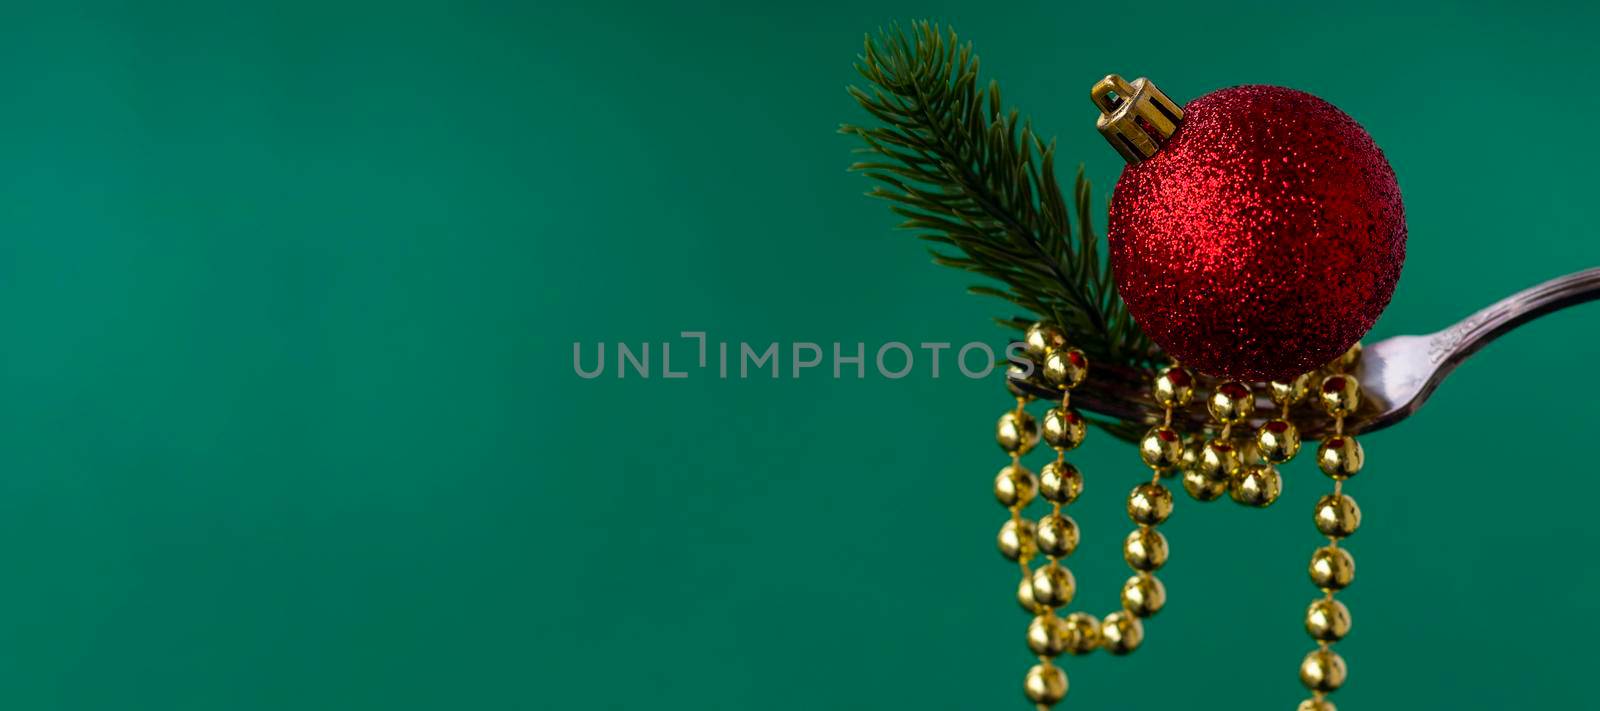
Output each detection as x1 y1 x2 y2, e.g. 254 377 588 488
1260 374 1310 464
1189 380 1252 505
1030 328 1092 707
995 392 1039 567
1100 364 1189 653
997 393 1050 703
999 325 1377 709
1298 358 1365 710
1181 427 1231 502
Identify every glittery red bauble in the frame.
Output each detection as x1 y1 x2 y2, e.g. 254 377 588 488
1108 85 1406 382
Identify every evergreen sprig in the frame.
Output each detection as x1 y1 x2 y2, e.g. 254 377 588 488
841 21 1156 368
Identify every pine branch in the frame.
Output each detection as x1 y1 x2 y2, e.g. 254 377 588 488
841 21 1157 368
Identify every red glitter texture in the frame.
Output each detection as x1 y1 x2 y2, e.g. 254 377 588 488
1108 85 1406 382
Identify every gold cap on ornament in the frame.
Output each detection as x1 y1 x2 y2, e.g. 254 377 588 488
1091 74 1184 164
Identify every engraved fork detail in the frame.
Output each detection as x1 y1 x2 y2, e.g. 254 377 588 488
1355 266 1600 433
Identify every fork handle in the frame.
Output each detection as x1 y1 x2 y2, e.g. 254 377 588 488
1431 267 1600 369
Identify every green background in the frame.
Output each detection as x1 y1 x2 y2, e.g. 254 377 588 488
1 1 1595 709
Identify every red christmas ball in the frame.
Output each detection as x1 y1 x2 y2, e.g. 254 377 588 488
1107 85 1406 382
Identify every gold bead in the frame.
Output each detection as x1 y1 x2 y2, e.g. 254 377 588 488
1229 464 1282 508
1127 482 1173 525
1138 426 1183 470
1100 611 1143 655
1309 545 1355 591
992 464 1043 509
994 465 1037 508
1042 407 1087 450
1031 562 1076 607
1196 439 1242 482
1314 494 1362 538
997 410 1039 455
1017 577 1039 613
1316 435 1364 480
1043 347 1089 390
998 519 1037 562
1152 366 1196 407
1298 699 1338 711
1299 648 1348 692
1305 598 1352 641
1027 614 1074 657
1318 374 1361 417
1036 513 1080 558
1121 573 1166 617
1123 527 1169 571
1023 663 1068 704
1208 381 1255 424
1039 461 1083 504
1182 468 1229 502
1060 612 1101 655
1270 373 1312 405
1024 322 1067 360
1256 419 1301 463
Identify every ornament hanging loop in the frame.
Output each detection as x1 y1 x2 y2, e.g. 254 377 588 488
1091 74 1184 164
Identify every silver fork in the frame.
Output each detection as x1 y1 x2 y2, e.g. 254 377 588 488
1354 266 1600 432
1015 267 1600 437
